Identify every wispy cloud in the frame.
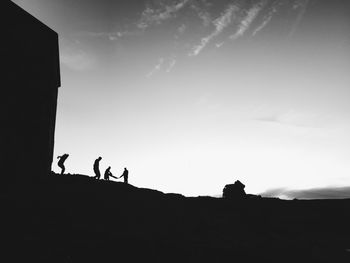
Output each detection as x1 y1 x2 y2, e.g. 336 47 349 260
146 57 164 78
252 14 272 36
166 57 177 73
190 1 266 56
189 4 239 56
230 3 263 40
76 30 140 41
137 0 190 29
252 0 308 37
147 56 177 77
252 9 274 36
255 110 336 129
60 38 96 71
288 0 310 38
261 186 350 199
60 52 94 71
190 3 212 27
178 24 187 34
215 42 224 48
197 10 212 27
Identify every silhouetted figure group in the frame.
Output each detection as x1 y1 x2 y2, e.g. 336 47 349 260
93 157 129 183
56 154 129 184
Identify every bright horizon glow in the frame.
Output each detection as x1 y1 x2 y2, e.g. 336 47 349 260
13 0 350 196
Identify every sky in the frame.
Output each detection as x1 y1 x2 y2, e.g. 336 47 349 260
12 0 350 197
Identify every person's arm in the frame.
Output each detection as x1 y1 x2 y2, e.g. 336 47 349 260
109 174 118 179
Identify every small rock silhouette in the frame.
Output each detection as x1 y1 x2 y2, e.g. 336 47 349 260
223 180 246 200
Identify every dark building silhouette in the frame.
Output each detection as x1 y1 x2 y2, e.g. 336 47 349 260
2 1 60 186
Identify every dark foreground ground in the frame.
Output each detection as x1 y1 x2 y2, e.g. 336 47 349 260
2 173 350 263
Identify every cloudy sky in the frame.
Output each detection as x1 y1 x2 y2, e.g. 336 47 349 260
13 0 350 197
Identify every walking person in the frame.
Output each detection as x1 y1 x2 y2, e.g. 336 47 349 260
93 156 102 179
57 154 69 175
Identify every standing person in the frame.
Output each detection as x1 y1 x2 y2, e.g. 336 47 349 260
93 156 102 179
57 154 69 175
104 166 112 181
119 167 129 184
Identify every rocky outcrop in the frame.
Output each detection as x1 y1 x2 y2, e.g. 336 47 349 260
222 180 246 200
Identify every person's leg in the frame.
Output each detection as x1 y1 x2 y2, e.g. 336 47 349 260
61 165 65 175
59 164 64 174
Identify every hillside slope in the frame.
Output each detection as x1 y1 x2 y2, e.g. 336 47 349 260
2 173 350 262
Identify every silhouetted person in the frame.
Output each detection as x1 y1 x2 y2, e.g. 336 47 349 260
104 166 112 181
57 154 69 175
93 157 102 179
119 167 129 184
